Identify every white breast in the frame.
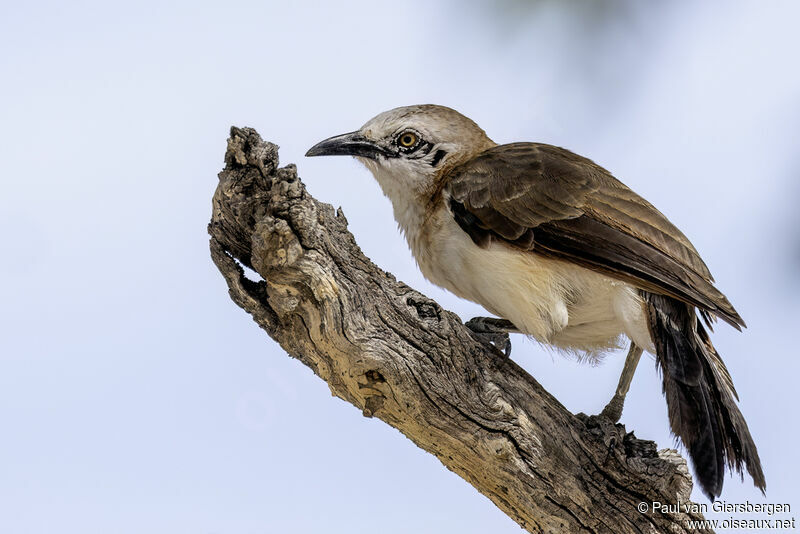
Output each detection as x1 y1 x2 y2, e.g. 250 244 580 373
410 207 655 359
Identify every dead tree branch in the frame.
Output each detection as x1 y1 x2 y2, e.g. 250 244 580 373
208 127 710 534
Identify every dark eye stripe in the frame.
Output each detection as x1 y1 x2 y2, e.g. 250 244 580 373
430 149 447 166
407 141 433 159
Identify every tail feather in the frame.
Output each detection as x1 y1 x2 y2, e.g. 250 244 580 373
644 292 765 500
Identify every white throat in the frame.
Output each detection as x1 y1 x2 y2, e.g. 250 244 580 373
359 158 431 248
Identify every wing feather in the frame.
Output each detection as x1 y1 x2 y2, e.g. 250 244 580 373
445 143 744 329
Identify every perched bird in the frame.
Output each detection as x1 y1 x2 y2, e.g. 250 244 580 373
306 104 765 500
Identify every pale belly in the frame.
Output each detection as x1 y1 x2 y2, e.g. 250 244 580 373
412 216 655 359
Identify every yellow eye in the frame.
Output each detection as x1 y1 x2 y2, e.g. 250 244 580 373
398 131 418 148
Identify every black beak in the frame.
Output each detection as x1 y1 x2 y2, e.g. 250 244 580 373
305 131 391 160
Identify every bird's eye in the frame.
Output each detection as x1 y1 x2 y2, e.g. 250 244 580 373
397 131 419 149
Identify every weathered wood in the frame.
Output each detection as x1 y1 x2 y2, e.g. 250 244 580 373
208 126 711 533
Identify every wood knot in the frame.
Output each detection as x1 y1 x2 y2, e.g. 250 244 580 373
362 395 385 418
364 370 386 384
407 296 441 321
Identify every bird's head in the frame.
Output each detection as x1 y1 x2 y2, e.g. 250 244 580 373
306 105 495 197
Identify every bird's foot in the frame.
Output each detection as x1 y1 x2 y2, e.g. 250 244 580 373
465 317 517 358
598 393 625 423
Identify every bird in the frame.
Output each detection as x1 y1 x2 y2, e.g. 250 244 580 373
305 104 765 500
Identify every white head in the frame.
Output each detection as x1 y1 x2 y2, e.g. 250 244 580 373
306 105 496 200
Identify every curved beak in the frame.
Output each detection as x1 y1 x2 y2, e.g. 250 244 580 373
305 131 391 160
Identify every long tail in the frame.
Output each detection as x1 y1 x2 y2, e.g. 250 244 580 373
644 292 766 500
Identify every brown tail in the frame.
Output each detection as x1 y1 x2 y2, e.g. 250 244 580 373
644 292 765 500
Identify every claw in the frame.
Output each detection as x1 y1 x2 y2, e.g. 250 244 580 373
465 317 517 357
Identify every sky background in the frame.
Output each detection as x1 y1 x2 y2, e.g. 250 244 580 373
2 1 799 533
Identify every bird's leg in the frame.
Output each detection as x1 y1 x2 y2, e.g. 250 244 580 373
465 317 518 357
600 342 644 422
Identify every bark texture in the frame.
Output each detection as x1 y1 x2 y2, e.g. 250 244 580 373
208 127 711 534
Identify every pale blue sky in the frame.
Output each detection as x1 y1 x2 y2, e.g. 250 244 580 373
1 1 799 533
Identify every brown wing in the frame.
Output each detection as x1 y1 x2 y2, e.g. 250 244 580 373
446 143 745 329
